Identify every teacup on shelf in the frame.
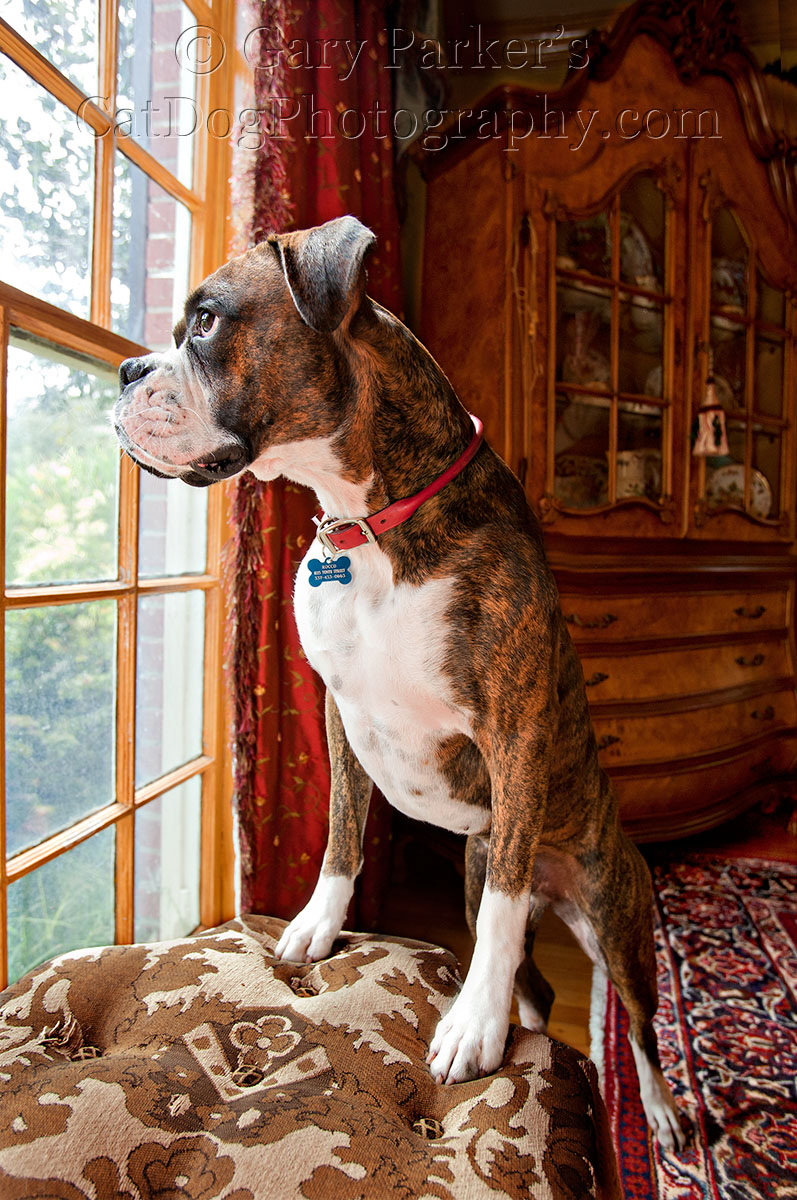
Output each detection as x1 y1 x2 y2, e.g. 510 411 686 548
611 449 662 499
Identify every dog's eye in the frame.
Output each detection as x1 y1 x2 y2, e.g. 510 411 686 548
195 310 218 338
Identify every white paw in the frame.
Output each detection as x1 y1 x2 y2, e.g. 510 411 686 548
273 875 353 963
274 912 339 963
646 1089 687 1152
631 1038 687 1151
426 994 509 1084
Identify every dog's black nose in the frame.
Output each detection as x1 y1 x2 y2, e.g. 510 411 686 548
119 356 154 388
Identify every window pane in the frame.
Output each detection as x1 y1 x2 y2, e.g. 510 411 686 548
711 208 748 313
618 296 663 396
139 473 207 577
135 777 201 942
117 0 198 188
557 214 610 278
112 153 191 350
7 828 115 985
5 335 119 587
557 294 611 390
706 419 746 511
752 429 779 518
554 393 609 509
754 335 784 419
4 0 98 95
756 279 785 326
136 591 204 787
6 602 116 858
617 402 662 502
0 56 94 314
712 325 746 410
619 173 664 288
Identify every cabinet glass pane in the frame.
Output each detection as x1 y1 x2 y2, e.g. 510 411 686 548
617 403 662 501
4 0 98 95
135 591 204 787
712 325 746 409
554 394 609 509
706 419 746 511
135 777 201 942
556 215 610 278
6 602 116 858
112 154 191 352
619 174 664 289
7 828 115 985
557 296 611 390
139 473 208 577
0 56 93 315
5 335 119 587
754 336 784 419
711 208 748 314
618 297 663 396
752 429 779 519
757 279 785 326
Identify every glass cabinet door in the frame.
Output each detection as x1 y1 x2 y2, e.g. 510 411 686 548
695 204 792 536
547 172 674 528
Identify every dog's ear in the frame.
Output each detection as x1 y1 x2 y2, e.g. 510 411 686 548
267 216 376 333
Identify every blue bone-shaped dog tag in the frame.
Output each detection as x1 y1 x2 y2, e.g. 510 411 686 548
307 556 352 587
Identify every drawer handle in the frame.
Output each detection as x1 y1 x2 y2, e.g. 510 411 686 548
735 605 766 619
751 706 775 721
585 672 609 687
736 654 765 667
597 734 621 751
566 612 618 630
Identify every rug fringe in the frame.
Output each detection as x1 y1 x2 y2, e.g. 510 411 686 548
589 964 608 1094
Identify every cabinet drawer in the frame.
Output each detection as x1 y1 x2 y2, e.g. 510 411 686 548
560 588 789 642
613 737 797 839
593 686 797 766
580 638 792 703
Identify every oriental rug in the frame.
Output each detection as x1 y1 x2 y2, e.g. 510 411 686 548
591 855 797 1199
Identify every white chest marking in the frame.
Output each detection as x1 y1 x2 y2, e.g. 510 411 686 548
294 544 487 835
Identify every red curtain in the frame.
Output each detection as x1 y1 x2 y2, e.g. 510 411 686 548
230 0 400 923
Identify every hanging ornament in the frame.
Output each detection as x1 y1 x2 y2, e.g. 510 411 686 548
691 348 729 456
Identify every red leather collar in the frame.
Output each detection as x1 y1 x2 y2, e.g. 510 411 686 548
314 413 484 556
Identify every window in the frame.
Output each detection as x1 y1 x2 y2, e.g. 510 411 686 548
0 0 241 986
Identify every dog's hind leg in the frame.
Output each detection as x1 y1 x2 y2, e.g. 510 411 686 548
559 825 686 1151
465 835 554 1034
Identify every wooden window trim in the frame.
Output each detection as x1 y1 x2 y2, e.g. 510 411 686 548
1 0 240 987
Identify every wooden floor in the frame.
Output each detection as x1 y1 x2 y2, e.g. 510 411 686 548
379 805 797 1062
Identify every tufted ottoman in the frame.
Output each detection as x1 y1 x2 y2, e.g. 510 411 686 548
0 915 620 1199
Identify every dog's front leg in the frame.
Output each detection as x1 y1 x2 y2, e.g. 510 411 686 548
428 722 551 1085
275 690 373 962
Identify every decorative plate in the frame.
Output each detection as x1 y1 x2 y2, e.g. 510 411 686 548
706 464 772 519
617 215 654 280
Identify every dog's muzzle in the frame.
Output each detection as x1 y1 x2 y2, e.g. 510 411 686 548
116 355 251 487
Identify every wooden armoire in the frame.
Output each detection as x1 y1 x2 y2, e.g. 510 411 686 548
415 0 797 840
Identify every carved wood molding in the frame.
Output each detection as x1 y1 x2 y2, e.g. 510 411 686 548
583 0 797 228
411 0 797 227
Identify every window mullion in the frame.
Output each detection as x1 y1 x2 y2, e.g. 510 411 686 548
115 435 139 942
90 0 119 328
199 485 230 927
0 305 8 989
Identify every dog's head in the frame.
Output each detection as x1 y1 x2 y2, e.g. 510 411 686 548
113 215 376 487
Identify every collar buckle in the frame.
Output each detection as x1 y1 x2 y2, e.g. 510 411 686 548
315 514 377 559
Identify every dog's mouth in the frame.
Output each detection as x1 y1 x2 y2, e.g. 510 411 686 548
115 423 251 488
181 442 251 487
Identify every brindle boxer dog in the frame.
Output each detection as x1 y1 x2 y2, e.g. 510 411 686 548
114 215 684 1150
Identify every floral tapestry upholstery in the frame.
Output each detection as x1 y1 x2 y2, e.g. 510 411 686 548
0 916 620 1199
